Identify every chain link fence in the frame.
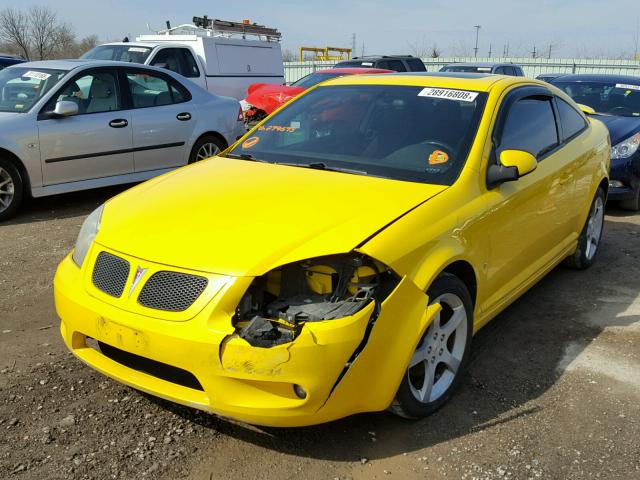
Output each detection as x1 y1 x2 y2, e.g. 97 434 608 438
284 57 640 83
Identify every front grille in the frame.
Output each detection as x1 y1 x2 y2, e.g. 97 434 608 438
138 271 208 312
97 341 204 391
92 252 130 298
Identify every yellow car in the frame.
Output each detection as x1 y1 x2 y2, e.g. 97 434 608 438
54 73 610 427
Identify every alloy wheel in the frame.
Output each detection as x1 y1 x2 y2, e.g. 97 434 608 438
407 292 468 404
585 195 604 260
0 167 14 214
195 142 220 161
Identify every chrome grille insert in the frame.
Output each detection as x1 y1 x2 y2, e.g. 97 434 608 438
138 271 208 312
92 252 130 298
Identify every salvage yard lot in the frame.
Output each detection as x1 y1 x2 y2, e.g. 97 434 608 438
1 187 639 480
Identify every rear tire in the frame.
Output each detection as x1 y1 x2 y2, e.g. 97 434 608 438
565 188 605 269
390 273 473 419
0 158 24 222
189 135 226 164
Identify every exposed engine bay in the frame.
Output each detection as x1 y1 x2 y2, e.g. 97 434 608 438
233 254 399 347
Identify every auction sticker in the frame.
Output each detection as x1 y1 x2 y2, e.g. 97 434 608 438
418 87 478 102
242 136 260 149
429 150 449 165
615 83 640 91
22 70 51 81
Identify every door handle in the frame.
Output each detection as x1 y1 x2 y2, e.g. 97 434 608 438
176 112 191 121
109 119 128 128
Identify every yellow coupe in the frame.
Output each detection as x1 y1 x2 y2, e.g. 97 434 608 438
54 73 610 426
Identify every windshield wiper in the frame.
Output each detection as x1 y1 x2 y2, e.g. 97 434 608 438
277 161 369 176
224 153 269 163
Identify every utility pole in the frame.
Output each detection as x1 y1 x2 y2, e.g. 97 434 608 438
474 25 481 58
351 33 356 54
488 43 492 58
634 17 639 61
503 43 509 57
548 44 552 59
532 45 537 58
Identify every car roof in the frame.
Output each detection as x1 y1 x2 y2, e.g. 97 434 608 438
550 73 640 83
321 71 534 92
96 42 158 49
347 55 417 60
6 58 179 73
315 67 394 74
444 62 517 68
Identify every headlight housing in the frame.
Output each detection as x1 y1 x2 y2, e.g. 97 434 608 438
72 204 104 267
233 253 399 348
611 132 640 160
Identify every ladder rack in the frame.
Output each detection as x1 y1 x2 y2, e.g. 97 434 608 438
192 17 282 42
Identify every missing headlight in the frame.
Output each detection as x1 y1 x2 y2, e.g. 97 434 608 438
233 253 399 348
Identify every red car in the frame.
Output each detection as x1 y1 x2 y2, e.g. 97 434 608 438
243 67 393 125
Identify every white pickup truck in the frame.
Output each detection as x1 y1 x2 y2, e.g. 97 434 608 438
82 18 285 101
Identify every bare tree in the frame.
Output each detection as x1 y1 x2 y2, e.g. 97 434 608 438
430 43 441 58
407 36 429 58
281 48 296 62
29 6 64 60
0 8 31 59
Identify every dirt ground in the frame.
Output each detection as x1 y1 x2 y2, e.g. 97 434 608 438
1 186 639 480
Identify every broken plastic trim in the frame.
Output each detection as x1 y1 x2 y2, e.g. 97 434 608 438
233 253 399 348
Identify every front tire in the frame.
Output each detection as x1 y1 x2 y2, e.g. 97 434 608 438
619 183 640 211
390 273 473 419
565 188 605 269
189 135 226 164
0 158 24 222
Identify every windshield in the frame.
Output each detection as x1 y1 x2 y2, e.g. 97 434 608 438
227 84 487 185
82 45 152 64
553 81 640 117
292 72 343 89
0 67 67 113
441 66 492 73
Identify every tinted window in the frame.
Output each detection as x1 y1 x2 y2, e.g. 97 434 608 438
552 81 640 117
126 71 190 108
82 45 152 63
406 58 426 71
556 98 587 140
177 49 200 78
228 84 488 185
504 67 517 76
150 49 182 75
46 70 120 115
494 67 506 74
500 97 558 158
377 60 407 72
292 72 342 88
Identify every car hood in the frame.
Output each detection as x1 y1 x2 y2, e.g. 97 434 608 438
245 83 306 114
592 114 640 145
97 158 446 276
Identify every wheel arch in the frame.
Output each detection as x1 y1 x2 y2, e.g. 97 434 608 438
0 147 30 196
439 260 478 307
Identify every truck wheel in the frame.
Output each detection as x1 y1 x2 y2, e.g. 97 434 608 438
0 158 24 222
189 135 226 163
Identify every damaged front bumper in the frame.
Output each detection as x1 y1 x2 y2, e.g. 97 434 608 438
54 250 436 427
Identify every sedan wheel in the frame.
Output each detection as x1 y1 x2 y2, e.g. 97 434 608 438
0 166 14 214
391 273 473 419
195 142 220 161
565 188 605 269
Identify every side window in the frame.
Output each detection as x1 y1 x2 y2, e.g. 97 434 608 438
406 58 426 71
494 66 506 75
378 60 407 72
178 49 200 78
499 97 559 159
556 98 587 141
46 70 121 115
125 70 190 108
504 67 517 76
150 49 182 74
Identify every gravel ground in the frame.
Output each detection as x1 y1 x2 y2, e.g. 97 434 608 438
1 186 639 480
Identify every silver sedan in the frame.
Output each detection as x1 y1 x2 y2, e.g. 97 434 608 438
0 60 245 220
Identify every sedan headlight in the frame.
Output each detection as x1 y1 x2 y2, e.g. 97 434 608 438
611 132 640 160
232 253 399 348
72 204 104 267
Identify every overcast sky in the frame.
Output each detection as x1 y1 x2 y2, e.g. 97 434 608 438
1 0 639 58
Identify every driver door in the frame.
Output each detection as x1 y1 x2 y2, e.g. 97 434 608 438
37 67 133 186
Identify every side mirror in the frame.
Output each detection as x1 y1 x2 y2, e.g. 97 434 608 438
487 149 537 188
577 103 595 115
50 100 78 118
